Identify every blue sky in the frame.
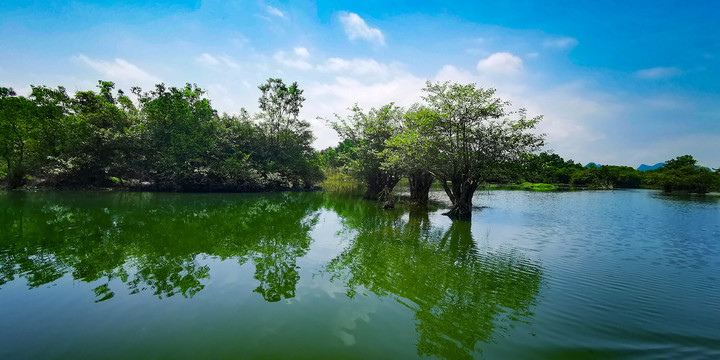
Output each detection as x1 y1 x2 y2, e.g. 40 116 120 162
1 0 718 167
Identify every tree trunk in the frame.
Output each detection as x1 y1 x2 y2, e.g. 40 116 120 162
364 176 384 200
442 179 478 221
364 171 400 200
408 171 434 206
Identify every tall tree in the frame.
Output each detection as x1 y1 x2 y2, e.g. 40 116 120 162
257 78 305 138
256 78 321 188
134 83 218 190
331 104 404 200
0 88 37 188
387 82 544 220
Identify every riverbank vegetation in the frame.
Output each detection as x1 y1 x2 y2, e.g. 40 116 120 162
3 79 719 219
0 79 323 192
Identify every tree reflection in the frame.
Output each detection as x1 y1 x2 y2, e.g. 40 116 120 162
323 197 543 359
0 191 321 301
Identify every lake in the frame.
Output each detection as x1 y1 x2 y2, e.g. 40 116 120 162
0 189 718 359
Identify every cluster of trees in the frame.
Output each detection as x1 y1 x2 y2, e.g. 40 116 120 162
522 152 719 192
325 82 545 219
0 79 323 191
4 77 716 219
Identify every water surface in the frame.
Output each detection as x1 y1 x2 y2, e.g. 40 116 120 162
0 189 718 359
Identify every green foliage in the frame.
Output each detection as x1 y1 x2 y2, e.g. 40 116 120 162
664 154 697 170
385 82 544 218
645 155 719 193
0 79 324 191
330 103 404 199
523 151 583 184
258 78 305 138
0 88 37 188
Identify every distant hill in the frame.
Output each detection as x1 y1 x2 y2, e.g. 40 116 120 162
637 163 664 171
585 162 601 168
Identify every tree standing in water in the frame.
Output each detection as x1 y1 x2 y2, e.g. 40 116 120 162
388 82 544 220
330 103 404 200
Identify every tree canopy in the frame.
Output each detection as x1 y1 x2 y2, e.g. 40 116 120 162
385 82 545 219
0 79 323 191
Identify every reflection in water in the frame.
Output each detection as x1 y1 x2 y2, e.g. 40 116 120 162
322 198 543 359
0 192 320 302
0 190 541 359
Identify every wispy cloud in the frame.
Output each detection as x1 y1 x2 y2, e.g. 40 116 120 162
634 67 682 80
73 55 160 84
196 53 240 68
338 12 385 46
543 36 578 49
266 5 286 19
476 52 523 75
196 53 220 66
274 48 312 70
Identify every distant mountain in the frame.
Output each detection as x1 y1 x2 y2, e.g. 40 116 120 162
585 162 601 168
637 163 664 171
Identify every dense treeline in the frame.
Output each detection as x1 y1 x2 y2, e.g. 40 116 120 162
322 143 720 195
520 152 720 192
0 79 323 191
3 78 717 220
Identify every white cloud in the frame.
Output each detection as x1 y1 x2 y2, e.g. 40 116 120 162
274 50 312 70
294 47 310 58
196 53 220 66
634 67 682 80
526 52 539 59
218 55 240 68
317 58 396 77
435 65 476 84
543 37 578 49
266 5 286 19
305 74 425 148
73 54 161 84
196 53 240 68
476 52 523 75
338 12 385 46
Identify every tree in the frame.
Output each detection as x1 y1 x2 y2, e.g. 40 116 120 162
134 83 218 190
331 104 404 200
651 155 718 193
0 88 37 188
382 106 436 205
257 78 305 139
61 81 136 184
256 78 321 188
387 82 544 220
664 154 697 170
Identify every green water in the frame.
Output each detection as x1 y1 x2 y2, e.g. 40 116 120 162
0 189 718 359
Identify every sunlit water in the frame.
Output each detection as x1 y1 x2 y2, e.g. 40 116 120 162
0 189 718 359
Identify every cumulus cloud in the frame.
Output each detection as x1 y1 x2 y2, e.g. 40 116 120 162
305 73 424 148
317 58 396 77
338 12 385 45
294 47 310 58
634 67 682 80
73 54 161 84
274 49 312 70
476 52 523 75
266 5 286 19
543 37 578 49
